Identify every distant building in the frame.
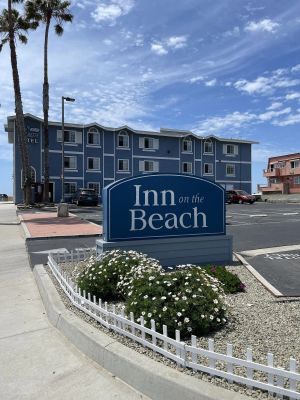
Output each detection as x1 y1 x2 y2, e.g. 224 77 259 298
5 113 257 203
261 153 300 194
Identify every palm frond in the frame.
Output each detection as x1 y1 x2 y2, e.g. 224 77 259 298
54 23 63 36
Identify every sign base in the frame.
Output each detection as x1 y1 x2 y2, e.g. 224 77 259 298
96 235 233 267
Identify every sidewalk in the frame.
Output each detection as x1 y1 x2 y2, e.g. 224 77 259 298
0 204 148 400
18 209 102 239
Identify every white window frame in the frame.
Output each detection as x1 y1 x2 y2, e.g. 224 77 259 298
87 157 100 171
203 163 213 175
87 128 100 146
204 140 213 154
223 143 238 156
57 130 82 144
182 138 192 153
294 176 300 185
117 131 129 148
88 182 100 194
226 164 235 177
139 160 159 172
139 137 159 151
182 162 192 174
118 159 129 172
64 182 77 194
64 156 77 170
291 160 300 169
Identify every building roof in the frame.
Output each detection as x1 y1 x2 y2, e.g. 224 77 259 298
268 152 300 163
5 113 259 145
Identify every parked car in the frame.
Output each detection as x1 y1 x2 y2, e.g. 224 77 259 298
71 188 98 206
226 190 256 204
0 194 8 201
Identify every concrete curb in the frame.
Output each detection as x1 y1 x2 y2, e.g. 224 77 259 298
234 252 283 297
33 264 250 400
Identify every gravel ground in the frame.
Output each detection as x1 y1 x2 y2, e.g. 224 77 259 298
45 260 300 400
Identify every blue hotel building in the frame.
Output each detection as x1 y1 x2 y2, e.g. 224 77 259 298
5 113 257 204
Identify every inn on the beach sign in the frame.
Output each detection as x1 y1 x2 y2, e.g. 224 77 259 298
103 174 225 242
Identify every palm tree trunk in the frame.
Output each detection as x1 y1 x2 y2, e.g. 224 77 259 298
8 0 32 205
42 16 50 203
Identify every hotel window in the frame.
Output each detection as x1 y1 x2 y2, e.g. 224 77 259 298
223 143 238 155
294 176 300 185
226 164 235 176
291 160 300 169
64 156 77 169
87 157 100 170
139 160 159 172
87 128 100 145
139 137 159 150
57 130 82 144
182 138 192 153
182 162 192 174
118 159 129 172
88 182 100 194
64 182 77 194
203 163 213 175
204 140 213 154
117 131 129 148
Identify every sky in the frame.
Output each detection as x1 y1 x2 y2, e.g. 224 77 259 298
1 0 300 195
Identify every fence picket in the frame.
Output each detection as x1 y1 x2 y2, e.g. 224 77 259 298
290 358 297 400
163 325 168 351
246 348 253 389
130 312 135 336
140 316 145 344
191 335 197 372
208 339 215 374
175 330 181 366
227 344 233 383
276 367 284 399
151 320 156 347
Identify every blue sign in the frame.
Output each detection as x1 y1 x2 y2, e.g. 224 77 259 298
103 174 225 242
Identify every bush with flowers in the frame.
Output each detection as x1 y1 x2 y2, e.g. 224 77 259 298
125 266 227 338
204 265 246 294
76 249 162 301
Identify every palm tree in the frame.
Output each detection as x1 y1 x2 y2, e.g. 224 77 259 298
25 0 73 203
0 1 37 204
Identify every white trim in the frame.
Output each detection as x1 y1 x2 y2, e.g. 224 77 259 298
49 176 84 180
104 153 114 156
48 150 84 155
215 180 252 183
219 160 251 164
86 170 102 174
195 158 202 162
133 155 180 160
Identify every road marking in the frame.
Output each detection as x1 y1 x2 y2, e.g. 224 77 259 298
264 253 300 260
249 214 268 217
283 212 299 216
240 244 300 257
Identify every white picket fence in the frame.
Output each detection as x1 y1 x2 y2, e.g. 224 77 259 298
48 250 300 399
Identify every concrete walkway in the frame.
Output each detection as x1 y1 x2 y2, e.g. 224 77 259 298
0 204 148 400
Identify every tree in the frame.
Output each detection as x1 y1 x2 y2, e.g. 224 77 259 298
0 1 37 205
25 0 73 203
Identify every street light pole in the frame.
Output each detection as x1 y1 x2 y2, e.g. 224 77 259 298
61 96 75 203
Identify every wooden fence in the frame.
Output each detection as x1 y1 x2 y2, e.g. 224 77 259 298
48 251 300 399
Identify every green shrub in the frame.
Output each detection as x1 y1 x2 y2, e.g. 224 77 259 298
76 250 162 301
125 266 227 338
204 265 245 294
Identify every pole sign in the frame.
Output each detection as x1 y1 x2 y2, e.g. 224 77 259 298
103 174 225 242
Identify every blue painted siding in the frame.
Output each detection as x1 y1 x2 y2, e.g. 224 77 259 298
11 115 255 203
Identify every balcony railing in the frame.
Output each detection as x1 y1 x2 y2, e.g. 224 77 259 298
263 166 300 177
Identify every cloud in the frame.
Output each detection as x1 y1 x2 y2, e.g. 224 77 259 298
205 79 217 87
166 36 188 49
151 43 168 55
234 72 300 95
150 35 188 56
91 0 135 24
188 76 204 84
285 92 300 100
245 19 280 33
273 113 300 126
258 107 291 121
223 26 240 38
267 102 282 110
291 64 300 73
